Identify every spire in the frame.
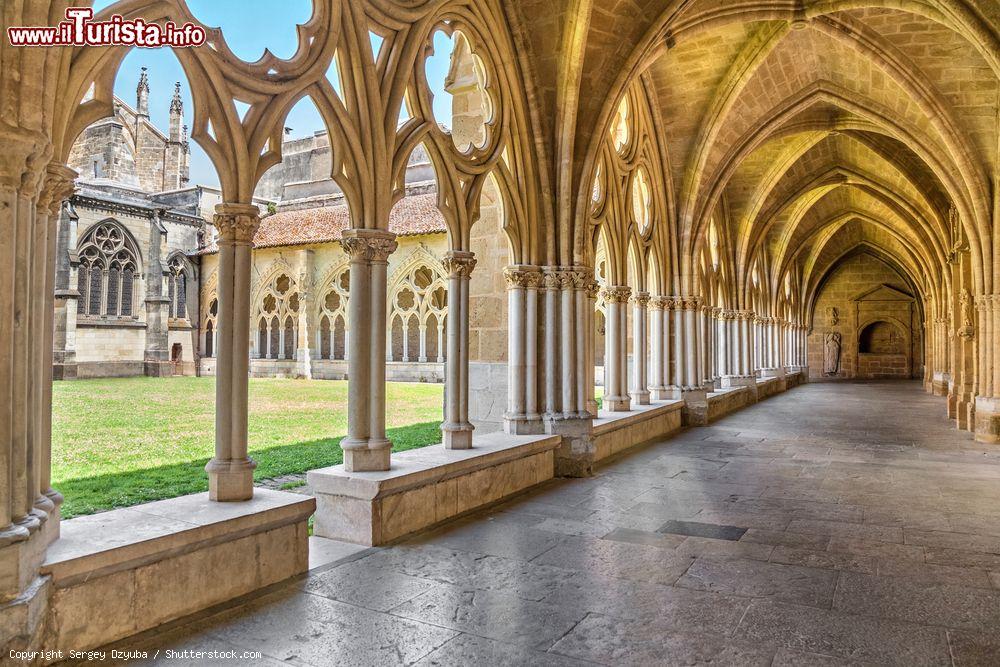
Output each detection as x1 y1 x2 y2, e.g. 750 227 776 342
136 67 149 116
169 81 183 115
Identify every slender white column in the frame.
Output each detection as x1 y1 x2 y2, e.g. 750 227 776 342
584 277 600 415
648 297 670 400
575 272 591 416
672 299 685 388
630 292 650 405
206 204 259 501
560 271 578 415
602 286 631 410
504 266 542 433
543 269 559 417
340 229 397 472
442 251 476 449
683 298 699 389
418 325 428 362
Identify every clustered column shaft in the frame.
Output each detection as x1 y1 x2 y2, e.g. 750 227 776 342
206 204 259 501
339 229 397 472
601 285 632 411
442 251 476 449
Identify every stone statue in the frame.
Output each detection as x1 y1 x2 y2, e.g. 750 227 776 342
824 332 842 376
825 307 839 326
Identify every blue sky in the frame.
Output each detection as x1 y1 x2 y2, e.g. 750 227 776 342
94 0 454 188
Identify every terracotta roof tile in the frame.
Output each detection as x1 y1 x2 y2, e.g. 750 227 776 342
198 193 445 254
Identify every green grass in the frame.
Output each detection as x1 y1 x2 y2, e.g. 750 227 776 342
53 377 444 518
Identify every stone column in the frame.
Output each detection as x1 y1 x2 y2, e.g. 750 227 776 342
575 271 592 417
716 309 728 382
53 198 79 380
144 209 171 377
648 297 671 400
976 295 1000 441
442 251 476 449
340 230 398 471
630 292 650 405
504 266 543 434
584 277 601 415
295 250 314 379
206 204 259 501
601 286 632 411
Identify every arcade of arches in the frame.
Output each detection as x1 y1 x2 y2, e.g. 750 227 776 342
3 0 1000 659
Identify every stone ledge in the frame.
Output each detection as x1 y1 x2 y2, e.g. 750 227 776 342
593 400 684 463
706 386 751 422
308 432 561 546
39 490 314 652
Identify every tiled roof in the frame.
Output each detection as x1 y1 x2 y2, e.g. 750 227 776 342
198 193 446 253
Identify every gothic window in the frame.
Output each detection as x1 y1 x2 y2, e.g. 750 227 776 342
167 256 189 320
388 260 447 362
317 269 350 361
253 272 300 360
203 297 218 358
76 221 141 319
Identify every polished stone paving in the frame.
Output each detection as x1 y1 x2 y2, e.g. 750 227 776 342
120 381 1000 666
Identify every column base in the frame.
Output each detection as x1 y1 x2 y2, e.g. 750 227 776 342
760 367 785 379
679 388 709 426
649 386 671 401
504 414 546 435
442 423 475 450
604 395 631 412
144 360 173 377
975 397 1000 443
206 458 257 501
342 440 391 473
546 415 595 477
629 390 650 406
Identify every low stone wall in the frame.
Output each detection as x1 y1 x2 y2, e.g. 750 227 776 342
39 490 313 654
75 360 146 378
308 432 560 546
706 387 751 422
593 401 684 463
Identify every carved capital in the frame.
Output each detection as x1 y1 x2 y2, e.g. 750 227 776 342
38 163 78 215
680 296 702 311
212 203 260 243
442 251 477 278
0 126 50 195
631 291 650 308
601 285 632 304
341 229 397 262
503 266 532 289
648 296 671 311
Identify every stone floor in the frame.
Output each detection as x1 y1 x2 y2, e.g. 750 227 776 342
117 381 1000 666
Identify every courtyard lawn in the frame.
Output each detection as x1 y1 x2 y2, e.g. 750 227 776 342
52 377 444 518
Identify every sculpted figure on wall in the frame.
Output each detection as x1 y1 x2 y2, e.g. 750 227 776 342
825 307 839 327
824 332 842 376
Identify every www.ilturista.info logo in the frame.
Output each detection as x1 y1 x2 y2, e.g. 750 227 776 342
7 7 207 48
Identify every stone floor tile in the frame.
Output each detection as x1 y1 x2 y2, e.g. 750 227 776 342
302 560 439 612
924 546 1000 570
307 536 370 571
826 536 926 562
532 535 695 585
904 529 1000 554
741 528 831 550
541 572 749 633
875 558 994 588
420 517 567 561
600 526 687 550
674 536 775 561
389 584 586 650
548 613 774 666
946 629 1000 667
412 633 583 667
787 519 904 543
204 589 458 667
735 598 951 665
770 648 861 666
657 519 748 541
676 556 838 608
833 571 1000 631
769 546 878 575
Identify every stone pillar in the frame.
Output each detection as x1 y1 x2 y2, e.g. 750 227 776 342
542 267 596 477
675 296 708 423
52 199 79 380
143 209 171 377
441 251 476 449
504 266 543 434
648 297 671 400
601 285 631 411
715 309 728 383
295 250 314 379
630 292 650 405
584 277 600 415
977 295 1000 441
206 204 259 501
339 230 397 471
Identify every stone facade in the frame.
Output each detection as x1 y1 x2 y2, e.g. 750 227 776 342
808 252 923 381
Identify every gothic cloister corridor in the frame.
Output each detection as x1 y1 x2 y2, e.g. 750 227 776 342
115 381 1000 666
